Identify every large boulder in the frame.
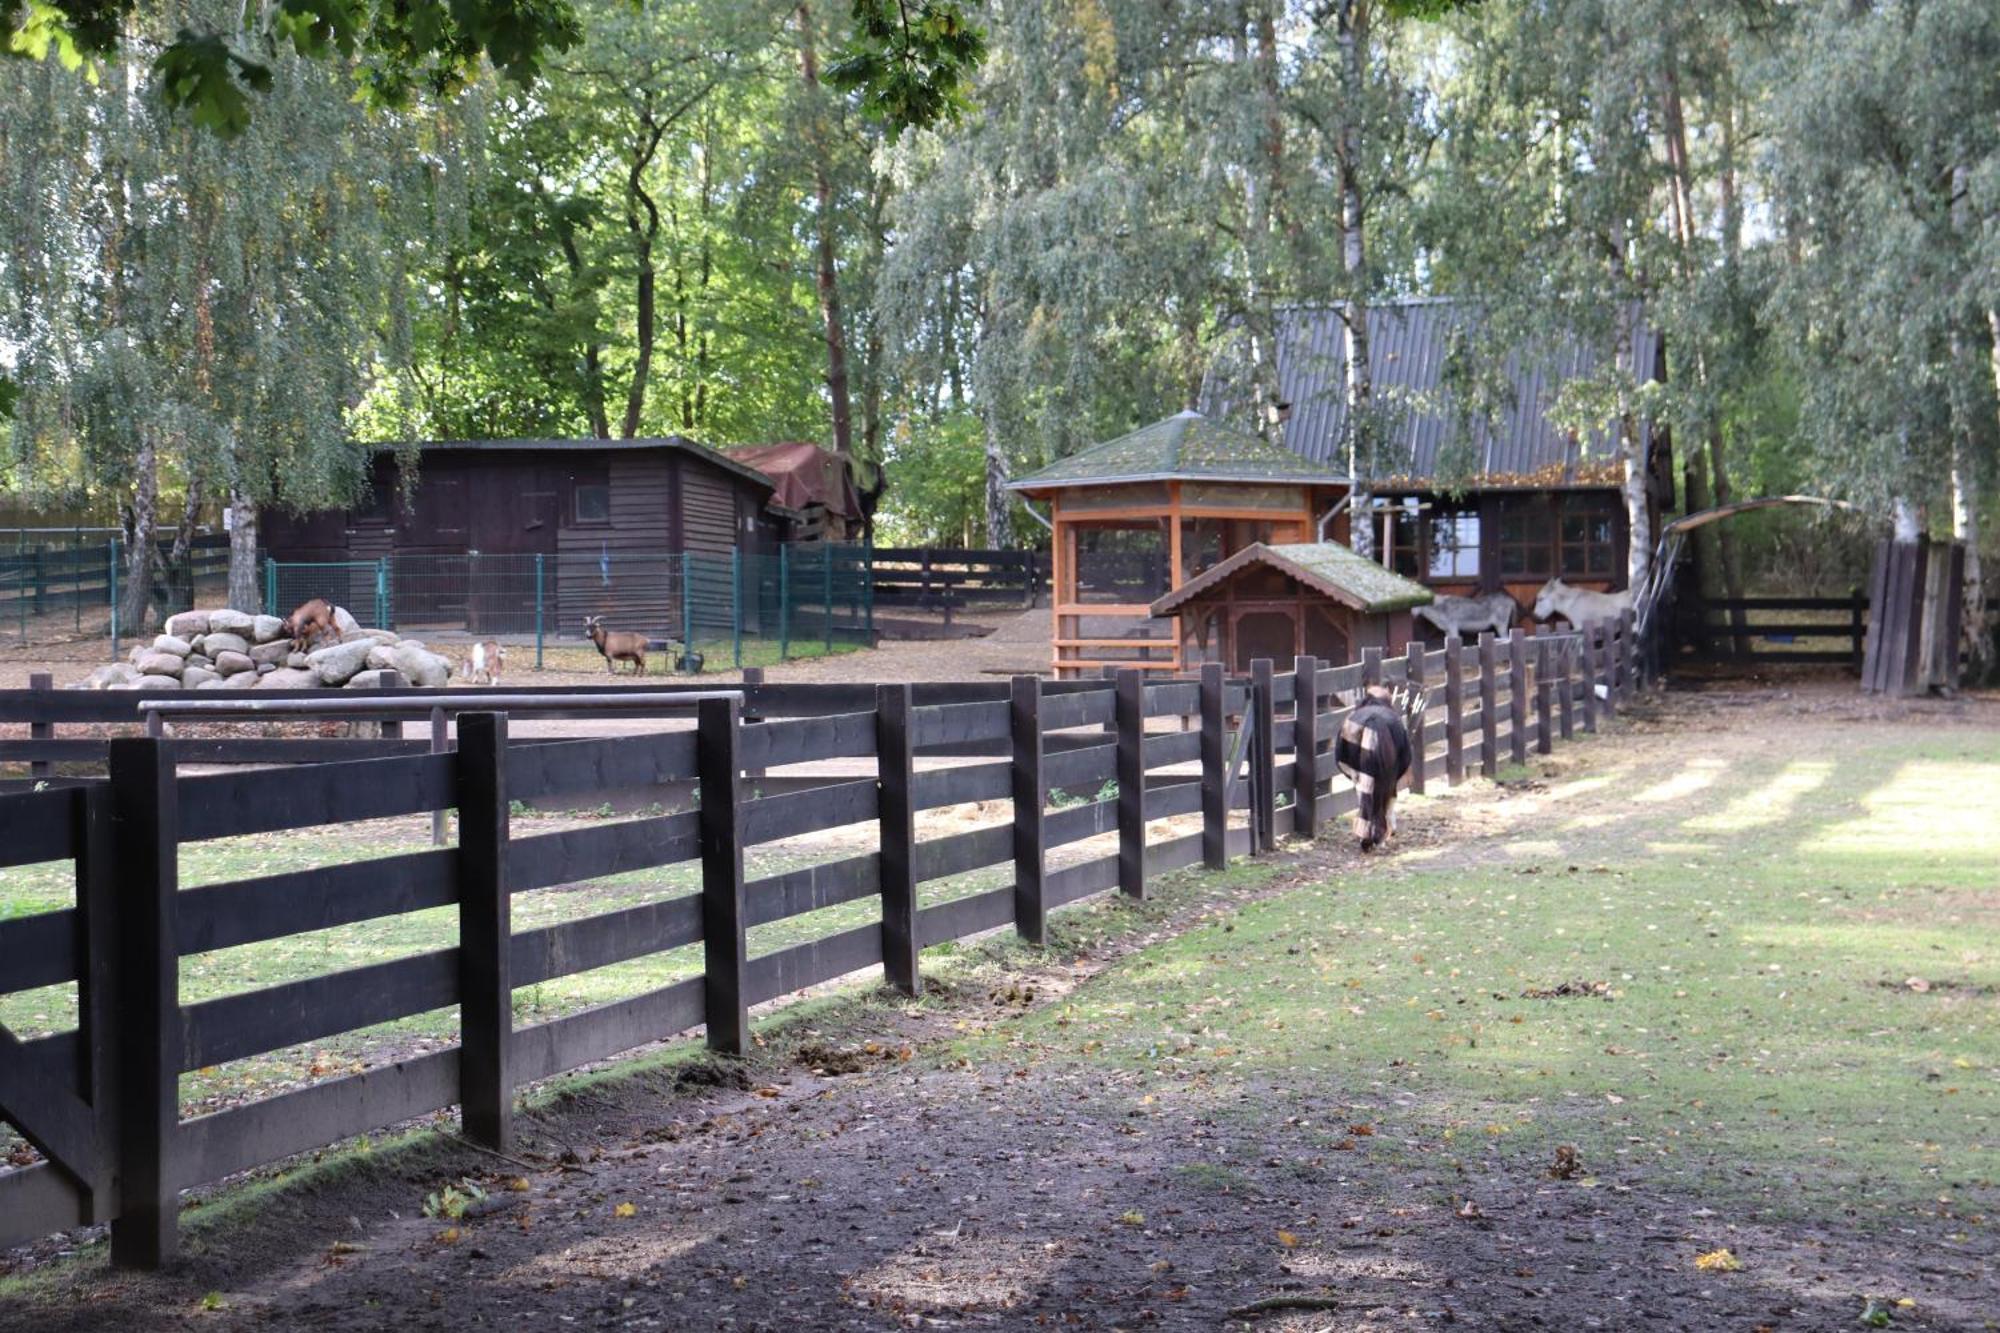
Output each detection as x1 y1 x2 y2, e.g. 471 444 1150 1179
84 662 140 690
343 668 404 690
368 640 452 688
206 608 255 635
331 605 361 636
164 611 210 640
184 653 213 671
341 627 399 646
136 651 185 678
256 667 320 690
213 650 256 676
222 671 261 690
131 674 182 691
307 638 374 686
152 634 192 657
251 614 285 643
248 640 291 667
200 631 251 658
196 676 232 690
181 665 220 689
287 651 310 669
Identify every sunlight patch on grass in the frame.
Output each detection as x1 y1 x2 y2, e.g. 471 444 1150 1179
1632 756 1727 805
1803 760 2000 859
1685 760 1833 832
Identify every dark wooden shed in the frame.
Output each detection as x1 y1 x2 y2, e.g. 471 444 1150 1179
260 438 798 633
1150 541 1433 673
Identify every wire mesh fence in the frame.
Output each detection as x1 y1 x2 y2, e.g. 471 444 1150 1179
0 531 229 646
261 543 874 672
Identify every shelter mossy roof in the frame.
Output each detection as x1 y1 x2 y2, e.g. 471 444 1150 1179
1008 410 1349 492
1151 541 1435 617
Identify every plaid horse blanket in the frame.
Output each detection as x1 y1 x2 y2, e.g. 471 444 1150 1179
1333 687 1419 850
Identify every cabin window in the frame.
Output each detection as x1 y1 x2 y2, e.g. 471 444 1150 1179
572 466 610 525
1426 508 1481 579
1497 498 1556 578
1559 495 1618 578
1378 498 1425 579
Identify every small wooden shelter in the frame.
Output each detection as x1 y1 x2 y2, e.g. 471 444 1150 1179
1150 541 1433 673
1008 411 1348 677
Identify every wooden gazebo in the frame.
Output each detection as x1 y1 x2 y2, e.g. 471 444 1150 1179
1150 541 1433 673
1009 411 1349 677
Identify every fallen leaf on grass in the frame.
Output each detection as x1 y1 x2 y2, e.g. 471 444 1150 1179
613 1202 637 1219
198 1292 226 1312
1118 1210 1145 1227
1693 1248 1741 1272
1547 1144 1582 1180
1276 1230 1300 1248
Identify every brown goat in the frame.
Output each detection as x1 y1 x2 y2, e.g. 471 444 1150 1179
458 640 506 686
281 598 338 653
583 616 647 675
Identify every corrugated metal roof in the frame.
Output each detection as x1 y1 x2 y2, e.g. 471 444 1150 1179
1008 410 1348 493
1151 541 1434 617
1203 299 1661 488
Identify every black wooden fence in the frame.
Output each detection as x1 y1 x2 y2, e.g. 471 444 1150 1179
868 547 1048 617
0 617 1641 1267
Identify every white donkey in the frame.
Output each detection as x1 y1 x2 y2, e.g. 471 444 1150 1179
1533 577 1632 628
1414 591 1518 640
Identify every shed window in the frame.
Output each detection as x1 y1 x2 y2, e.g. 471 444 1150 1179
572 467 610 525
1559 496 1618 578
1426 508 1481 579
1497 498 1555 578
1379 499 1425 580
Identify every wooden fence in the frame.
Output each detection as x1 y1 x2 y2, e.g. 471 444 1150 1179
0 618 1640 1268
1671 592 1869 666
868 547 1048 618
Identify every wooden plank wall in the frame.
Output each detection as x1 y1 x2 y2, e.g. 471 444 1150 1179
0 622 1640 1267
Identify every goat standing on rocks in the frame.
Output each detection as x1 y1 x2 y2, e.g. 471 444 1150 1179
583 616 647 675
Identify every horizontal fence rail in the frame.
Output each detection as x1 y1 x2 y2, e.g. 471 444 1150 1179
0 618 1640 1268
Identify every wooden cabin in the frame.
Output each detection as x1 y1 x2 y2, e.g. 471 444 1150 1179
1204 298 1672 623
260 438 802 634
1007 411 1349 678
1150 542 1432 673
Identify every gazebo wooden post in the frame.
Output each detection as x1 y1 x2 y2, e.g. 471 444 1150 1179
1167 483 1185 672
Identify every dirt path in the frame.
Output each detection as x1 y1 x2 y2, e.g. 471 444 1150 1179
5 681 1996 1332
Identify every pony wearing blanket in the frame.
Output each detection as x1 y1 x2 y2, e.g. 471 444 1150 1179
1334 683 1423 852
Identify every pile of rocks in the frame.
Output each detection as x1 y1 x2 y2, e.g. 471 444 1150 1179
78 607 458 691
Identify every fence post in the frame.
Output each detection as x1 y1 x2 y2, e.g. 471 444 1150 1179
1292 654 1319 838
1405 647 1427 795
823 547 834 656
1250 658 1276 853
779 545 791 661
1508 632 1529 768
28 671 52 780
698 696 748 1055
1595 621 1617 718
1619 608 1639 699
1115 668 1147 898
1557 637 1575 741
1849 585 1866 673
1580 623 1601 732
430 706 450 847
534 553 545 671
1199 662 1227 869
875 684 919 994
1444 636 1465 785
374 558 389 631
107 736 179 1269
732 548 744 670
1477 632 1499 779
1534 637 1553 755
108 537 120 661
1009 675 1048 943
263 554 275 618
1361 645 1382 689
454 712 514 1153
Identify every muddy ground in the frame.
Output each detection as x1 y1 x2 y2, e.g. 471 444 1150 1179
2 679 1996 1332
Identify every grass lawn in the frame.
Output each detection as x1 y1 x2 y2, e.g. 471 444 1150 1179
982 726 2000 1227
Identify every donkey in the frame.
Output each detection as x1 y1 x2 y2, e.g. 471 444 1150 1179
1333 683 1422 852
1414 591 1518 641
583 615 648 675
1532 577 1632 629
281 598 338 653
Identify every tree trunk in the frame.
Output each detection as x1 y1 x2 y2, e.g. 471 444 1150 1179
119 427 158 634
1238 1 1286 443
1333 0 1373 557
984 404 1013 548
798 4 855 467
621 109 668 439
227 488 260 612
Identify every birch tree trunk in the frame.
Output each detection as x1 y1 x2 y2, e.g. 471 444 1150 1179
983 402 1013 548
119 427 158 634
1334 0 1373 557
228 488 260 612
1238 1 1286 443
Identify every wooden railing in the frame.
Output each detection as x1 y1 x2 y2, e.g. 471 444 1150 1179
868 547 1048 618
0 619 1641 1268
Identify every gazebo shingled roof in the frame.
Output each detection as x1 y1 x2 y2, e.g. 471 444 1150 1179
1151 542 1434 618
1008 410 1349 493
